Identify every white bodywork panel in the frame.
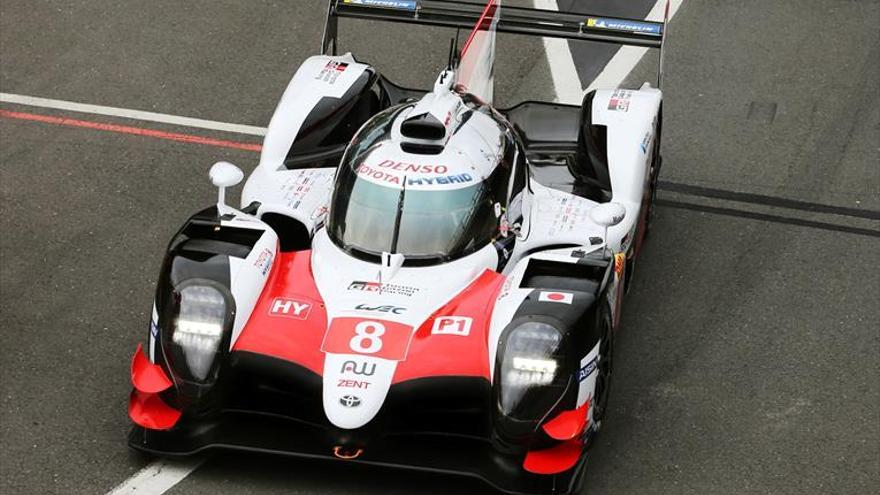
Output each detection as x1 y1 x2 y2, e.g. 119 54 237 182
228 50 662 428
218 212 279 348
257 53 369 170
354 93 502 191
595 86 662 253
241 53 368 236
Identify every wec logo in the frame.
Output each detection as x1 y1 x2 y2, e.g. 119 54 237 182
355 303 405 314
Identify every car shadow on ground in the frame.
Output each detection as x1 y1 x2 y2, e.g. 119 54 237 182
170 450 496 495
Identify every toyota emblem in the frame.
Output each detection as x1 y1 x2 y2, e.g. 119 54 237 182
339 395 361 408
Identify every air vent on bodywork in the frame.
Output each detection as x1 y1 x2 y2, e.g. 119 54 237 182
284 69 381 169
520 258 608 293
575 90 611 195
400 113 446 140
400 142 445 155
176 219 263 259
261 213 311 252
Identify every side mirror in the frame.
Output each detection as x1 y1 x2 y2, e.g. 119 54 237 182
209 161 244 208
589 202 626 228
589 202 626 252
210 161 244 188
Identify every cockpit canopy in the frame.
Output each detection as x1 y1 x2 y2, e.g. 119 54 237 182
327 102 520 264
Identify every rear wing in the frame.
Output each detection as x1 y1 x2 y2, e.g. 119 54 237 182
322 0 664 55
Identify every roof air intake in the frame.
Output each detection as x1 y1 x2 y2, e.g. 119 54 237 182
400 113 446 141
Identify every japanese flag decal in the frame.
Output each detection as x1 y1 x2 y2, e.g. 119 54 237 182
538 291 574 304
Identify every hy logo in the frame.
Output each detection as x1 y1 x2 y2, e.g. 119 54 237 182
339 395 361 408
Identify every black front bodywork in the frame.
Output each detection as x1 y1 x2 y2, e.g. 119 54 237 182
152 207 254 403
137 234 613 495
130 352 589 495
139 202 614 494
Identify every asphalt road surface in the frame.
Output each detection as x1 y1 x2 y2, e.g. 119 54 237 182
1 1 878 494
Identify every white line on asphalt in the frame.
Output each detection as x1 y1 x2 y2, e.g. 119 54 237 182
105 458 205 495
0 92 267 136
536 0 685 104
585 0 684 94
532 0 584 104
2 2 686 137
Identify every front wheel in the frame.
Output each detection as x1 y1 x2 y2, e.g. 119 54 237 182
590 312 614 429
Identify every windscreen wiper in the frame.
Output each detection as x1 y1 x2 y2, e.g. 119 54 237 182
389 177 407 254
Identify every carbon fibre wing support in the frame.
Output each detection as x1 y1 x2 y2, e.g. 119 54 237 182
321 0 663 56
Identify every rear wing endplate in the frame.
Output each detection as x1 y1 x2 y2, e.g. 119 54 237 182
322 0 663 56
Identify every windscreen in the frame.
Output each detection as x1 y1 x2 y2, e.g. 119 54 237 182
326 107 509 263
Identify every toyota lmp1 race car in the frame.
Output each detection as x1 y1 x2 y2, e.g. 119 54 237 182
126 1 668 493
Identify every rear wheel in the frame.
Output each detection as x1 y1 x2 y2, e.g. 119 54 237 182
645 153 661 237
645 108 663 237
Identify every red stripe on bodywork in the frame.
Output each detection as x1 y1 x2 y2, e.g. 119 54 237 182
130 343 172 394
523 439 584 475
128 389 181 430
233 252 504 383
233 250 328 375
394 269 504 384
0 109 263 152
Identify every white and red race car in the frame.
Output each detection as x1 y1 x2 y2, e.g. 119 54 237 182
127 1 667 493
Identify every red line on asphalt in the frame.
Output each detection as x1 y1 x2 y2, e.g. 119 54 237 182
0 109 263 152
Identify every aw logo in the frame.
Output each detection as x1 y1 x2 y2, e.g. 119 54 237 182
268 297 312 320
341 360 376 376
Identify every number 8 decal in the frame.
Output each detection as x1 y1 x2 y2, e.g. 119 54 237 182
350 321 385 354
322 317 414 361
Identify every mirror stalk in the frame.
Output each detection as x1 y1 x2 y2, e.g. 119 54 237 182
209 161 245 211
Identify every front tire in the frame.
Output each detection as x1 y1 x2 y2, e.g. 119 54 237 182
590 312 614 429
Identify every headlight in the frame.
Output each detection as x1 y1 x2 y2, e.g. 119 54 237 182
499 321 564 417
168 282 230 383
510 357 558 382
